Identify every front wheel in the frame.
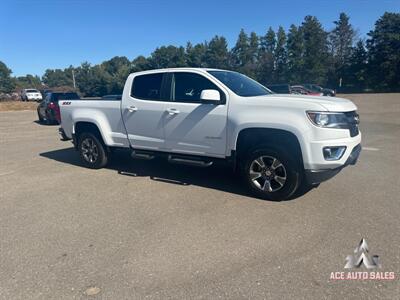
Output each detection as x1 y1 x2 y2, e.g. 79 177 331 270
241 146 302 201
78 133 108 169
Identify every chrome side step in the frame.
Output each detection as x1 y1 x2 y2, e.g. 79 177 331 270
130 148 214 167
168 155 213 167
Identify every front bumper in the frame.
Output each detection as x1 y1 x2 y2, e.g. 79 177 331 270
305 143 361 185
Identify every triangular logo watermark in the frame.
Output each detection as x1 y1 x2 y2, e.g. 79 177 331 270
344 238 381 269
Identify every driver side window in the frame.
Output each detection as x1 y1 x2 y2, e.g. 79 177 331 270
172 72 220 103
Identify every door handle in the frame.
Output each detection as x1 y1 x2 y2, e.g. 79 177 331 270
166 108 180 115
127 105 138 112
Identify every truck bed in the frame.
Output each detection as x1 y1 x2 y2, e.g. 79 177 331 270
60 99 130 148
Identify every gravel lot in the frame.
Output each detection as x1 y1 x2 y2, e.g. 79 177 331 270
0 94 399 299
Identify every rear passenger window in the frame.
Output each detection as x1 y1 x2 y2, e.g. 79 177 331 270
131 73 164 100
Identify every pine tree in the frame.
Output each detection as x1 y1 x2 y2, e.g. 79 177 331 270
249 32 259 64
258 27 276 84
131 55 150 72
15 75 42 89
42 68 73 88
286 25 304 84
330 13 355 87
301 16 329 84
102 56 131 75
260 27 276 53
186 42 207 67
0 61 16 93
367 12 400 91
74 62 110 96
231 29 250 69
239 31 260 78
149 46 186 69
204 36 230 69
274 26 287 83
348 40 368 90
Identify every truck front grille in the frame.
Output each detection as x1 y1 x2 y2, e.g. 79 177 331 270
344 111 360 137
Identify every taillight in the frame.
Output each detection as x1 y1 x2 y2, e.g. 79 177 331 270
55 105 61 123
48 102 61 123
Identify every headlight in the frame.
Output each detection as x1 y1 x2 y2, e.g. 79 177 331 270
306 111 349 129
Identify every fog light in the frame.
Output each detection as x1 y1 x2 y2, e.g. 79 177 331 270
323 146 346 161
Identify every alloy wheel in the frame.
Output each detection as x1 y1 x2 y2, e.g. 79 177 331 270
249 155 287 192
81 138 99 163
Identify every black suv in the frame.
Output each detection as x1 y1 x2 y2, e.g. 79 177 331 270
266 84 291 94
302 84 335 96
37 92 80 124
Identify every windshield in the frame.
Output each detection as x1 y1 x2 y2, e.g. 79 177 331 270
310 85 322 91
208 70 272 97
26 89 38 93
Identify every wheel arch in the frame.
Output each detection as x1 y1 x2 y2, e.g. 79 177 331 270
235 127 305 168
74 121 107 148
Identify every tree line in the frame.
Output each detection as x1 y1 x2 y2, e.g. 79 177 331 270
1 12 399 96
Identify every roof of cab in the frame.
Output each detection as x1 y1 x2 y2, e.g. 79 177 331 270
129 67 230 76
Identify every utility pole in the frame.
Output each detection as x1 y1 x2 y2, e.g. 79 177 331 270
72 69 76 90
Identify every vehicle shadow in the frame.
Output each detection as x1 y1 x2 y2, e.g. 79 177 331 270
40 148 310 201
33 120 58 126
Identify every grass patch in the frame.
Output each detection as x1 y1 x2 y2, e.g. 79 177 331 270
0 101 38 112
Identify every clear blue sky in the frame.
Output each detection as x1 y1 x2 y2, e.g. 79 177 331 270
1 0 399 77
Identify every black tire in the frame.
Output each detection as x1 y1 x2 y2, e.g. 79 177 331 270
78 132 108 169
43 113 51 125
60 130 69 141
44 110 57 125
45 110 53 125
241 145 302 201
37 111 44 123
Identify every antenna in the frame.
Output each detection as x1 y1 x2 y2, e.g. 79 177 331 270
72 69 76 90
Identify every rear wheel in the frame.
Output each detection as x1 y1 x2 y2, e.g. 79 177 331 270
241 146 301 201
37 111 44 123
60 130 69 141
78 133 108 169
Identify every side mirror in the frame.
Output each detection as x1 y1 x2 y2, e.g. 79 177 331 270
200 89 220 103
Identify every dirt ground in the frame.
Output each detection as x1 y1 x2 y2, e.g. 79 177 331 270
0 101 38 111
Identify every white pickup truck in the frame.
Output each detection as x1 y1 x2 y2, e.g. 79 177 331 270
60 68 361 200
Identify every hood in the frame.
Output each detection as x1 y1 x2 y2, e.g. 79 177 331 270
259 94 357 112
